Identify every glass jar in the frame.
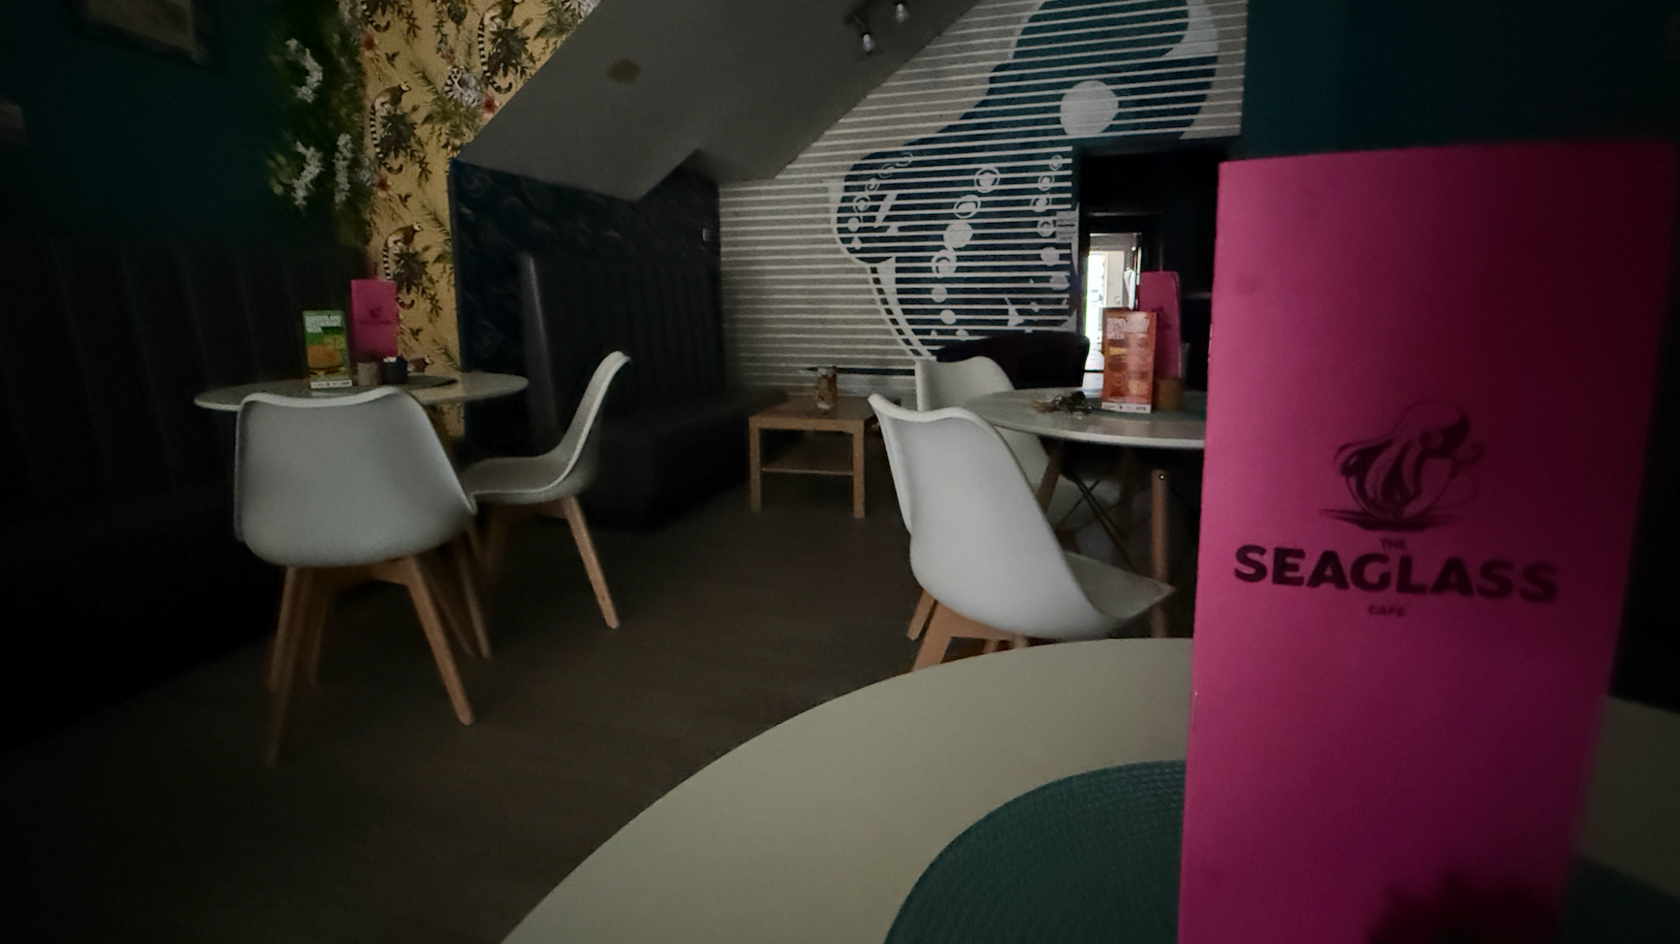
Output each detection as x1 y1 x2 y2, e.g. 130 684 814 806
814 366 839 412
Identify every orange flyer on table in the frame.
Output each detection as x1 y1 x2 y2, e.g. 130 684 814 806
1100 307 1154 413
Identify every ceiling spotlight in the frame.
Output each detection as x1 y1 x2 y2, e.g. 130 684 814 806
853 15 877 55
894 2 910 24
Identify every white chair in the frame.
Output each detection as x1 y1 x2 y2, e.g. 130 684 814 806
236 387 482 765
460 351 629 629
910 357 1124 640
914 357 1109 529
870 394 1171 670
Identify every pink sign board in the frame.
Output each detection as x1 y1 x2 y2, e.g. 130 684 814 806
1180 142 1675 943
1139 270 1182 377
349 278 400 362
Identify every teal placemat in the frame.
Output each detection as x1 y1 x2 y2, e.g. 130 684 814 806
885 761 1185 944
884 761 1680 944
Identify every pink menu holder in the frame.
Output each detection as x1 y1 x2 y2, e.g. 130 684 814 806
1139 270 1182 377
349 279 400 362
1179 142 1675 944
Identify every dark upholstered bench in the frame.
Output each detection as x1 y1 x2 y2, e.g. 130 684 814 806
497 251 783 530
0 233 362 747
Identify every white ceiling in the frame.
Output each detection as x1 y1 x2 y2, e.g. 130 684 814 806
458 0 983 200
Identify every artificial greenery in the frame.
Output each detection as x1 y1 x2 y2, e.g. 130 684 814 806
265 0 375 248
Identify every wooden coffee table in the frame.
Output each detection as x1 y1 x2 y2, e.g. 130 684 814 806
748 396 878 518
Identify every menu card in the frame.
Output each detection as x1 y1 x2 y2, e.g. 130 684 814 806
1099 307 1154 413
1138 270 1182 378
302 309 352 390
1178 142 1675 944
350 279 400 362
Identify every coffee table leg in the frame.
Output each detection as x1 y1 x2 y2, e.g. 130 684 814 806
749 422 763 512
851 426 866 519
1150 468 1169 638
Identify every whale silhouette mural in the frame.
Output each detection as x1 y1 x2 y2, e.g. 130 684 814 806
833 0 1223 356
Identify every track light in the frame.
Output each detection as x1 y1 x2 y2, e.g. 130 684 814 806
894 2 910 24
853 15 877 55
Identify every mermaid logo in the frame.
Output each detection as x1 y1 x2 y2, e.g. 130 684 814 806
1323 401 1483 532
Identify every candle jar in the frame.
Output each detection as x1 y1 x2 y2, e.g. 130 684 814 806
814 366 839 412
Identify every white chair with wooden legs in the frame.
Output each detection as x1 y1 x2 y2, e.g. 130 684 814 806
908 357 1121 639
871 395 1172 671
235 387 482 765
459 351 629 630
914 356 1116 529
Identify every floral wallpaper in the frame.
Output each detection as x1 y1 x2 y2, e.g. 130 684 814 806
358 0 596 370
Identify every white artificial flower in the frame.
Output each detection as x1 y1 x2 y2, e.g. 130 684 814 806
332 133 353 207
292 141 323 209
285 38 324 103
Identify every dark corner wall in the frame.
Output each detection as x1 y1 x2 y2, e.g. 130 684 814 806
1242 0 1680 711
1241 0 1680 158
449 159 719 457
0 2 344 746
0 0 311 240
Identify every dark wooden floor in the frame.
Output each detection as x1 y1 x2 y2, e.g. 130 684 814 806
0 456 924 943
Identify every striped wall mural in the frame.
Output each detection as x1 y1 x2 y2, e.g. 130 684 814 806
719 0 1247 401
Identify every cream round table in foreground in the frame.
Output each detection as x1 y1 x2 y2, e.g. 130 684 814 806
500 637 1678 944
502 639 1195 944
192 371 528 411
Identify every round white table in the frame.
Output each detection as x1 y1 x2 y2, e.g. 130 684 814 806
502 639 1195 944
499 639 1677 943
966 388 1207 636
191 371 528 411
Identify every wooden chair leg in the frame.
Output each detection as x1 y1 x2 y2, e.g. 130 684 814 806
477 504 515 590
1035 441 1065 510
911 604 960 671
397 556 475 725
420 550 479 659
266 566 306 692
263 567 313 766
561 496 620 629
449 537 491 658
299 572 332 685
906 590 936 640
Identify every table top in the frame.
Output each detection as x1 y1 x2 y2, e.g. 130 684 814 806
750 395 876 427
965 387 1207 450
500 638 1678 944
502 639 1195 944
192 371 528 412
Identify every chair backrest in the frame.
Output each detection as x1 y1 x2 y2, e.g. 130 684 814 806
870 395 1111 639
913 357 1052 484
234 387 475 568
932 330 1090 388
514 351 630 496
914 355 1011 411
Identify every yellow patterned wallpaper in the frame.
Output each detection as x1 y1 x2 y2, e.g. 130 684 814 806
359 0 595 370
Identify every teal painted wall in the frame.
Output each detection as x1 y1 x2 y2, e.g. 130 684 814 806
1239 0 1351 157
1243 0 1680 156
0 1 312 237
